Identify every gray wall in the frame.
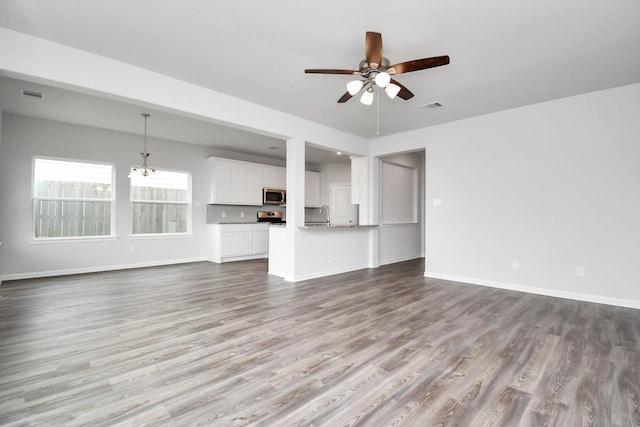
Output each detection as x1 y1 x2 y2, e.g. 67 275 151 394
0 114 213 278
372 83 640 307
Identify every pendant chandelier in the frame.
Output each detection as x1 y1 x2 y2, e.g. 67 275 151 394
128 113 157 178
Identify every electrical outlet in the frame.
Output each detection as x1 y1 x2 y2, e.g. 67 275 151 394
328 250 333 259
576 267 585 277
240 212 244 218
129 245 135 253
512 260 519 270
433 199 442 207
221 212 226 218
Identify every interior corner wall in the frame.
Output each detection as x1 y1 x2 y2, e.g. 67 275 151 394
0 114 213 279
373 83 640 308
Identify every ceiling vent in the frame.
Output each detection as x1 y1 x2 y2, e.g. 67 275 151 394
418 102 443 111
21 88 44 100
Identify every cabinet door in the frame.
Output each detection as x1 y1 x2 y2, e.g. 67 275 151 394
254 227 269 254
230 162 248 204
220 230 253 257
305 171 321 207
247 164 264 205
263 165 286 189
209 158 233 204
330 184 353 225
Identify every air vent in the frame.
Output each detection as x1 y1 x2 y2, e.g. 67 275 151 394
20 89 44 100
418 102 443 111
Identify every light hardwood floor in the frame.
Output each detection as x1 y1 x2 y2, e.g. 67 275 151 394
1 259 639 426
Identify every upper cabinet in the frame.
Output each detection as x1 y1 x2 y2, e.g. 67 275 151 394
209 156 326 207
246 163 264 205
208 157 285 205
263 165 286 189
305 171 321 207
209 157 233 204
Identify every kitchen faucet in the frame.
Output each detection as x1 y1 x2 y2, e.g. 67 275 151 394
319 205 330 224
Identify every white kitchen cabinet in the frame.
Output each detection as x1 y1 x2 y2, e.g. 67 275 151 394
254 226 269 254
209 157 233 203
208 157 264 205
305 171 321 207
230 161 248 203
263 165 286 189
247 164 264 205
208 223 270 263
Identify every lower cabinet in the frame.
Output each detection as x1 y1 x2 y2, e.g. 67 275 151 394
208 223 270 263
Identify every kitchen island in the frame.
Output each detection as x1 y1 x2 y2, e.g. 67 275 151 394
268 223 378 282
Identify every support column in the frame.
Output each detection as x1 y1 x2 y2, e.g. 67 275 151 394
283 137 305 281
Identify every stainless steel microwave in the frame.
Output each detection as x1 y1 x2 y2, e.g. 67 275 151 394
263 188 286 205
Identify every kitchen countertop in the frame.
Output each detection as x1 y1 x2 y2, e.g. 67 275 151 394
268 223 377 229
298 224 377 229
207 222 267 225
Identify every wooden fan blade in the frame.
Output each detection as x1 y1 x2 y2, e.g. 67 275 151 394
365 31 383 69
305 69 360 75
387 55 450 75
390 79 414 100
337 91 353 103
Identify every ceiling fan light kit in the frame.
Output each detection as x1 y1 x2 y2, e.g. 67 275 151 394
347 80 364 96
360 87 374 106
305 31 450 105
385 83 401 99
373 71 391 88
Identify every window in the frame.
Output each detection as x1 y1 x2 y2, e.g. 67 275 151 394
33 157 114 239
130 170 191 235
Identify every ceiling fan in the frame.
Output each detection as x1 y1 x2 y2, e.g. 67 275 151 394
305 31 450 105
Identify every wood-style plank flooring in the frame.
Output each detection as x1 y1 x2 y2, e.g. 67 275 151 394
1 259 639 426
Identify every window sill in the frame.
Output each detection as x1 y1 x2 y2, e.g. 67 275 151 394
29 236 118 244
129 233 193 240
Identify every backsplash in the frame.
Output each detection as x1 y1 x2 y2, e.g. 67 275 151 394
207 205 285 223
305 206 329 223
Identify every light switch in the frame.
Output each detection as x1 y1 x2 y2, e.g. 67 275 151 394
433 199 442 207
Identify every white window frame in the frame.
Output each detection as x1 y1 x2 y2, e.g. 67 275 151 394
32 156 116 241
129 168 192 237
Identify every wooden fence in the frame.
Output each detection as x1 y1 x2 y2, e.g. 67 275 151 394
33 180 112 238
33 180 188 237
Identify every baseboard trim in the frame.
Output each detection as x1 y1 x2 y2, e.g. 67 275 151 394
1 257 209 281
424 271 640 310
379 254 422 266
286 264 372 283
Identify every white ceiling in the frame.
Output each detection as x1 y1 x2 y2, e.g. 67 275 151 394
1 0 639 151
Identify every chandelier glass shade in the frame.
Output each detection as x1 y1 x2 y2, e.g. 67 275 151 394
128 113 157 178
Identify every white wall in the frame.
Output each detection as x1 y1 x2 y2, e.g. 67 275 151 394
0 114 215 279
318 163 351 206
372 83 640 308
